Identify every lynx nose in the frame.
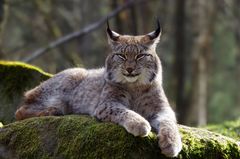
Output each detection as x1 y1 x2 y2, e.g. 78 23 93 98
126 67 133 74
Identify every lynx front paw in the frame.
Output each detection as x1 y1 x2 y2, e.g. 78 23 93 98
158 125 182 157
124 117 151 137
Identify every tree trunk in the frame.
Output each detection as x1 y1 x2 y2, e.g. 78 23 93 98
174 0 187 124
189 0 216 126
138 1 151 34
235 36 240 112
0 0 7 58
0 0 4 35
233 0 240 109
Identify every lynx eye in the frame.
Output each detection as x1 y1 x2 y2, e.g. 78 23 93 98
135 54 151 60
115 54 126 60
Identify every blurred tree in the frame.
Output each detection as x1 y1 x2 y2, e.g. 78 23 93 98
128 0 138 35
233 0 240 108
34 0 70 71
174 0 188 124
0 0 7 58
110 0 124 33
138 0 151 34
189 0 216 126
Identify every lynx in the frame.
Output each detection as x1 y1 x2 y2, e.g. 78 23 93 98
15 20 182 157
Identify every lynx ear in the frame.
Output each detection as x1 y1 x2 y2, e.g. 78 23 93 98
144 19 162 46
106 20 120 42
148 19 161 40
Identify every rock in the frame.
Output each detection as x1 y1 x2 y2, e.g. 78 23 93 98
0 61 51 123
0 115 239 159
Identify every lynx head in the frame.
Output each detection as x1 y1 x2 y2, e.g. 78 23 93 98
105 20 162 85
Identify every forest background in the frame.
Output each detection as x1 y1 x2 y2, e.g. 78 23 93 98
0 0 239 126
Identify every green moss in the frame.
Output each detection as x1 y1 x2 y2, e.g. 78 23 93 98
179 126 240 159
0 61 52 123
205 119 240 140
0 115 239 159
0 61 52 77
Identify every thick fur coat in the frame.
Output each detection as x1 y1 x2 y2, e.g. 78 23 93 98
15 21 182 157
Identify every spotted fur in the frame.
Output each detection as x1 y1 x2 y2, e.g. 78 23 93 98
15 24 182 157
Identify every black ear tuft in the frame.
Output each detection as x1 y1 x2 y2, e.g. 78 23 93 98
107 19 111 37
156 19 161 36
148 19 161 40
106 19 119 41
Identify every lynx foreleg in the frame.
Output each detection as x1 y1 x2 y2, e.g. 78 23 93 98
94 102 151 137
150 106 182 157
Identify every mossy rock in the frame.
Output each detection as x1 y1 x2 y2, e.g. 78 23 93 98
0 115 239 159
0 61 52 123
205 119 240 140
